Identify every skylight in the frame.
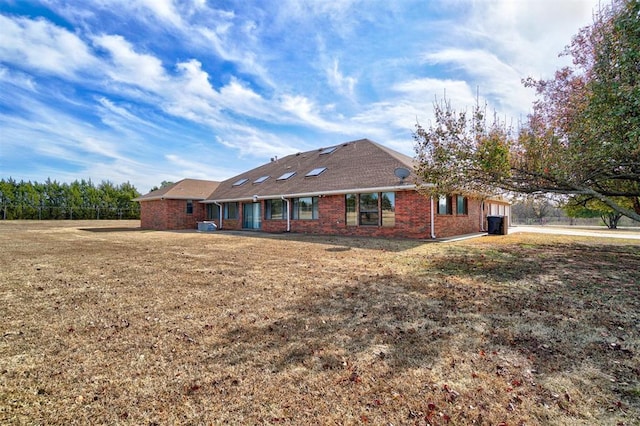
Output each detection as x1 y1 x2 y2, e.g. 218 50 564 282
253 176 269 184
319 146 337 155
232 178 249 186
305 167 327 177
277 171 296 181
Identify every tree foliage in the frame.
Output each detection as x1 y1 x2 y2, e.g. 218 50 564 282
414 0 640 222
0 178 141 220
511 196 561 225
149 181 175 192
563 195 633 229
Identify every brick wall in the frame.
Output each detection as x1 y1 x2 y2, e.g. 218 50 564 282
143 192 494 237
220 191 481 239
433 197 483 238
140 199 167 230
139 199 206 230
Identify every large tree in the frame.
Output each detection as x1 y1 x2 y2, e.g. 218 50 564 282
414 0 640 222
563 194 633 229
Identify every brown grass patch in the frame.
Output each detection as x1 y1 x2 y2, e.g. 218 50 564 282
1 221 639 425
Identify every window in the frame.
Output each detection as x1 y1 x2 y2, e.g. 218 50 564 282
265 199 285 219
233 178 248 186
438 195 452 215
305 167 327 177
346 192 397 227
254 175 269 184
206 204 219 220
186 200 193 214
277 171 296 181
319 146 337 155
224 202 238 219
345 194 357 226
292 197 318 220
456 195 468 215
381 192 395 227
359 193 379 226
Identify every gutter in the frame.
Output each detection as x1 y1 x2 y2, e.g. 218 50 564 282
430 196 436 239
281 196 291 232
134 196 205 202
202 184 419 204
213 201 223 230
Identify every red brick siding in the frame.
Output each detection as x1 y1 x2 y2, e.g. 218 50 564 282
144 191 493 237
139 199 206 230
234 191 481 239
433 197 483 238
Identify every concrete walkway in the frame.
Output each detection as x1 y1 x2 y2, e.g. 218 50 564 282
509 225 640 240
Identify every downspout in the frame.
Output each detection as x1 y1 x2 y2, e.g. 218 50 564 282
213 201 223 230
281 196 290 232
430 196 436 239
480 200 485 232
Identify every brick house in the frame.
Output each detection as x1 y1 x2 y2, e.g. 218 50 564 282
135 179 220 230
200 139 510 239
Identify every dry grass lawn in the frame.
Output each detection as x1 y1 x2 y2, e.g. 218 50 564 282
1 220 639 425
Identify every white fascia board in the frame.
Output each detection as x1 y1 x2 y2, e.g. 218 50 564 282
136 196 205 202
200 184 422 204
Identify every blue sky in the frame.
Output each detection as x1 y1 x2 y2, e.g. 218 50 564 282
0 0 598 193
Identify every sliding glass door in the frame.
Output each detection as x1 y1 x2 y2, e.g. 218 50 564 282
242 202 262 230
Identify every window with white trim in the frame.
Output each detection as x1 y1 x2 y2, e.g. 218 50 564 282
292 197 318 220
438 195 452 215
265 199 285 219
224 202 238 219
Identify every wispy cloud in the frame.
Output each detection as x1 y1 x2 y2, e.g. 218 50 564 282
0 0 600 191
93 34 167 91
0 14 96 78
327 59 357 98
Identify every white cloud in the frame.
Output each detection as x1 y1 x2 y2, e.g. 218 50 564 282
93 34 167 91
138 0 183 27
279 94 361 134
327 59 357 98
0 0 606 191
350 77 477 140
422 49 532 115
0 66 37 91
0 14 96 78
393 77 476 105
463 0 598 74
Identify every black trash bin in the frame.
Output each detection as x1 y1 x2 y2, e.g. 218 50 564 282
487 216 503 235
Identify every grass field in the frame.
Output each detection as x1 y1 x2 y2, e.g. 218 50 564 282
1 221 639 425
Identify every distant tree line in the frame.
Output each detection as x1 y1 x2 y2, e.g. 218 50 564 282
0 178 141 220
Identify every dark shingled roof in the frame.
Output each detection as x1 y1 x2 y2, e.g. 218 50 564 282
206 139 417 202
134 178 220 201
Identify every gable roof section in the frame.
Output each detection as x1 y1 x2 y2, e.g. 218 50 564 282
206 139 417 202
134 178 220 202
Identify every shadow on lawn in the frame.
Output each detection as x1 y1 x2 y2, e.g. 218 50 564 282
79 227 143 233
214 230 427 252
211 242 640 412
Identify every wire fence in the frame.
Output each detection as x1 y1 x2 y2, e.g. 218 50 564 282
511 216 639 227
0 204 140 220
